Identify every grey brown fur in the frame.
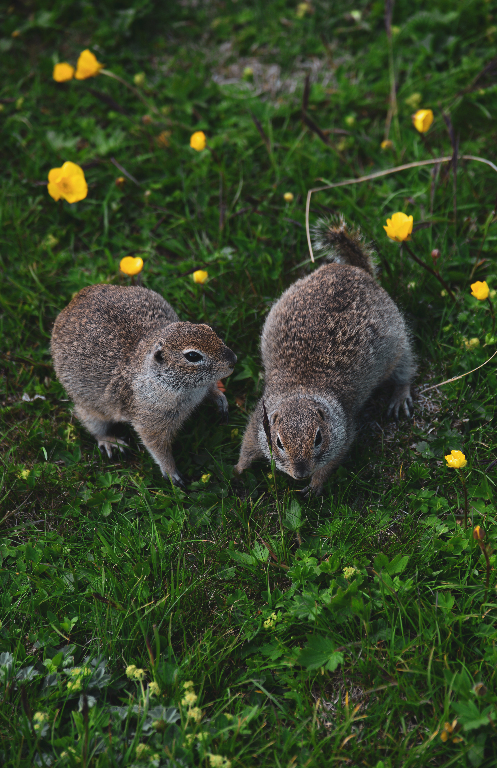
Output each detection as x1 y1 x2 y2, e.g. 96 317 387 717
234 217 416 495
51 284 236 488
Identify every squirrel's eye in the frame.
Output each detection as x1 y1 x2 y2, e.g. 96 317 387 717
314 429 322 448
154 350 164 363
184 351 203 363
276 435 284 451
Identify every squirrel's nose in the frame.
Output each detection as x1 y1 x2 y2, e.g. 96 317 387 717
293 461 310 479
226 349 237 368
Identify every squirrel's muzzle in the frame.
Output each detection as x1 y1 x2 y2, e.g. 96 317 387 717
225 348 237 369
292 461 311 479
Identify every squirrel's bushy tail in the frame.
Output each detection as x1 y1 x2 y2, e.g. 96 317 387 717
312 215 376 278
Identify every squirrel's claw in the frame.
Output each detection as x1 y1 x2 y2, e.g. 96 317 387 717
387 397 414 421
170 471 187 490
98 438 128 459
387 385 414 421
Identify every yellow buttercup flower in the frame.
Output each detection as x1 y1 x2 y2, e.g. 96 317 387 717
47 162 88 204
412 108 434 133
193 270 208 284
445 450 467 469
381 139 393 150
120 257 144 276
190 131 206 151
473 525 485 541
383 212 413 242
53 63 75 82
470 281 489 300
75 49 104 80
283 192 294 202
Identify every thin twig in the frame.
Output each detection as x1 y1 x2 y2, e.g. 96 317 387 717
110 157 141 186
421 349 497 393
100 69 158 113
305 154 497 262
403 241 456 301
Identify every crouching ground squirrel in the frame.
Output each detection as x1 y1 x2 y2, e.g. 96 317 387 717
51 284 236 488
234 217 416 495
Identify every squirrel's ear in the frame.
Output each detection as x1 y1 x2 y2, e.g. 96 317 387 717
271 412 279 425
154 346 164 363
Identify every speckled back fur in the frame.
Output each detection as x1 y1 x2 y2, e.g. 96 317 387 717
235 218 416 495
51 284 236 488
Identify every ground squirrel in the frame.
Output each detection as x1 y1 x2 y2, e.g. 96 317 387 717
234 217 416 495
51 284 236 488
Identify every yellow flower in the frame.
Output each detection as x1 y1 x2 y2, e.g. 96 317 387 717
201 473 211 483
67 679 82 692
383 212 414 242
48 162 88 204
156 130 171 148
53 63 75 82
283 192 294 202
343 566 359 580
412 108 434 133
470 281 489 300
75 49 104 80
207 755 231 768
183 680 195 690
33 712 49 732
464 337 480 350
473 525 485 542
115 176 126 187
120 257 144 276
126 664 137 678
296 2 311 18
193 270 208 284
148 681 160 696
381 139 393 150
190 131 207 151
187 706 203 722
405 93 422 109
133 668 146 680
440 720 459 744
182 691 198 706
445 450 467 469
133 72 146 86
135 744 150 760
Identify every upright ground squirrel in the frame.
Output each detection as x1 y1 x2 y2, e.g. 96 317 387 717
234 217 416 495
51 284 236 488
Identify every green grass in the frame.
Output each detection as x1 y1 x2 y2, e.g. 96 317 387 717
1 0 497 766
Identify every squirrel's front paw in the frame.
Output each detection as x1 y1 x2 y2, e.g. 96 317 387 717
215 392 229 424
299 480 324 498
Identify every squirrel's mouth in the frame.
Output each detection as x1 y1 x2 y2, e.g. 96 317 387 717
291 463 311 479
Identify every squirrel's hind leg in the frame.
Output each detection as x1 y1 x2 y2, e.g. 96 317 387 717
386 346 416 419
74 405 128 459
